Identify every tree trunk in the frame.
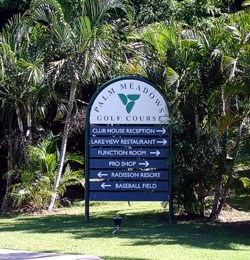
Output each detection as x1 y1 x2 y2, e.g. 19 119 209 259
210 174 222 218
210 84 228 219
48 75 78 211
216 177 232 216
26 104 32 142
0 138 13 213
1 105 25 212
215 119 245 216
194 103 205 217
15 105 24 133
198 178 205 217
210 134 227 218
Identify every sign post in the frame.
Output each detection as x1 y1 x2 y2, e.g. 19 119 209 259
85 76 172 223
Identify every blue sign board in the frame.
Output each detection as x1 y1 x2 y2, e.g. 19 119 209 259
90 148 169 158
90 181 169 191
89 170 169 180
89 192 169 201
85 76 172 223
90 126 168 136
90 137 169 147
90 159 168 169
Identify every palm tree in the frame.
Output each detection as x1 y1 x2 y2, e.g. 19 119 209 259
209 11 250 218
10 134 84 211
129 10 250 217
0 14 47 212
28 0 130 210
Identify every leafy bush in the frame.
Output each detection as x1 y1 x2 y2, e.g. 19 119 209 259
10 134 84 211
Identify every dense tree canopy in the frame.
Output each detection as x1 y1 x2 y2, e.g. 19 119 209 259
0 0 31 28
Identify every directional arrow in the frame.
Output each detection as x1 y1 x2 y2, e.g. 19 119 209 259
90 170 169 180
150 150 160 156
157 139 168 146
90 148 169 158
156 128 166 135
101 183 112 189
139 161 149 167
90 126 168 136
90 137 169 147
90 181 169 191
97 172 108 178
90 159 167 169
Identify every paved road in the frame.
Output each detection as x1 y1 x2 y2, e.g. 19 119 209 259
0 249 103 260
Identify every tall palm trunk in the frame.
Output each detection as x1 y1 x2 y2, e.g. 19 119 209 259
49 74 78 211
15 105 24 133
1 105 25 212
0 138 13 212
195 103 205 217
210 134 227 218
26 104 32 142
210 119 246 218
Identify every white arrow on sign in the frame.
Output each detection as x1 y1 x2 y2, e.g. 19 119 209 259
150 150 160 156
156 128 166 135
101 183 112 189
139 161 149 167
97 172 108 178
157 139 168 146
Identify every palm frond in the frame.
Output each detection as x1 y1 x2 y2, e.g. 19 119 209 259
83 0 128 27
16 55 44 85
217 110 242 137
30 0 74 45
223 56 237 69
58 165 84 195
55 101 68 120
242 0 250 7
133 23 179 60
9 184 30 208
30 0 65 18
165 66 179 86
65 152 84 165
224 82 250 100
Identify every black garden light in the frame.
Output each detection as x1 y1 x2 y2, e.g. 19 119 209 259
112 216 122 234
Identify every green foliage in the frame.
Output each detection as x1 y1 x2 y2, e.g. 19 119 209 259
0 0 31 28
130 9 250 216
0 0 249 215
131 0 179 26
9 134 84 211
131 0 244 27
240 177 250 188
0 0 30 10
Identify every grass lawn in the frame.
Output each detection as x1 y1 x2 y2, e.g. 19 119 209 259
0 201 250 260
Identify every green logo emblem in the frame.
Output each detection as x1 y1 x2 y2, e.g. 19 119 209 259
118 94 141 114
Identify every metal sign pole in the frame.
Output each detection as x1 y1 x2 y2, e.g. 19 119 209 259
85 119 90 224
169 125 174 223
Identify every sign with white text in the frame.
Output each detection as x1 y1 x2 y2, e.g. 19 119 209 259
90 181 169 191
90 125 168 136
85 76 172 223
90 148 169 158
89 137 169 147
89 79 169 124
89 170 169 180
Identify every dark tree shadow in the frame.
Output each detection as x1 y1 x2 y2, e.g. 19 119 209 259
0 209 249 255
